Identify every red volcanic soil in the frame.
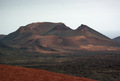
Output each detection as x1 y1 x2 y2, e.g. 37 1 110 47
0 65 97 81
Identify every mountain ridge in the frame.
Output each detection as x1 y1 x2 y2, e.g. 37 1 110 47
1 22 120 53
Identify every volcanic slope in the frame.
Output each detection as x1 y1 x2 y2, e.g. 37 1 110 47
0 65 97 81
1 22 120 52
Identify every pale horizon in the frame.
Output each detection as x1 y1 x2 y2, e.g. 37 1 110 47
0 0 120 38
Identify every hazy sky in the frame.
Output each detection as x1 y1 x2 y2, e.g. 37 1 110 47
0 0 120 38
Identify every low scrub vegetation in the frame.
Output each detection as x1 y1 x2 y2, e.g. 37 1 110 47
0 47 120 81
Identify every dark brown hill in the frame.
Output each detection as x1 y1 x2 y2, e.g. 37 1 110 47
113 36 120 42
0 35 6 40
0 65 97 81
76 24 110 40
1 22 120 52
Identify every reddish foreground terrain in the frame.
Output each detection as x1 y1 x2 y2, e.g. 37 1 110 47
0 65 97 81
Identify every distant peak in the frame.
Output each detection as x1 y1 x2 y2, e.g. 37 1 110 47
52 23 72 30
76 24 89 30
26 22 64 25
113 36 120 39
81 24 88 27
